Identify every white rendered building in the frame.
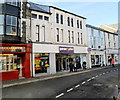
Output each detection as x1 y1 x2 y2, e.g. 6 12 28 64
29 2 89 76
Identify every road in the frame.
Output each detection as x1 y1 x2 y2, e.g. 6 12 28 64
2 66 119 99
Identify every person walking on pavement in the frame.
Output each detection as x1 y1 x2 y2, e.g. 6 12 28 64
69 62 74 72
74 61 77 72
82 61 87 70
111 59 115 67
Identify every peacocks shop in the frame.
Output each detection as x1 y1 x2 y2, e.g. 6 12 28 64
0 43 31 81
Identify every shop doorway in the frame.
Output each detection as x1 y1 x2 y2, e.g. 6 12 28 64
56 54 71 72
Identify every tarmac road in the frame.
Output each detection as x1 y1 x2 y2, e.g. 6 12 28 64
2 66 119 99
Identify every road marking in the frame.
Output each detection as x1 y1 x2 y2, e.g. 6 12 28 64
95 75 98 78
81 81 86 84
56 93 64 98
67 88 73 92
103 73 105 74
75 85 80 88
99 74 102 76
87 79 91 82
106 72 109 73
91 77 95 79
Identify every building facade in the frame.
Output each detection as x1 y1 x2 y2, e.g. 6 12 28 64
87 24 118 67
0 0 32 81
99 24 118 65
86 24 105 67
29 2 89 77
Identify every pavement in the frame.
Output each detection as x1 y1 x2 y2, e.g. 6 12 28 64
2 66 112 88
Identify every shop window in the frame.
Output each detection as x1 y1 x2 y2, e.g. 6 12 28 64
34 53 49 74
6 15 17 35
0 54 21 72
91 55 95 65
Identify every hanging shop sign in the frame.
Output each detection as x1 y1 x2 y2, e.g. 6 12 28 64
87 48 92 52
0 47 26 52
59 47 74 53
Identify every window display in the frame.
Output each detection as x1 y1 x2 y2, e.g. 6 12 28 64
35 53 49 74
0 54 21 72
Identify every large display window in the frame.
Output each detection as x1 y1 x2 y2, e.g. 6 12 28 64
34 53 49 74
0 54 21 72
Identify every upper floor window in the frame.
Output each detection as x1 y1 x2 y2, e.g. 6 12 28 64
44 16 49 21
67 17 70 26
80 21 82 29
56 13 59 23
72 31 74 43
60 15 63 24
6 15 17 35
108 33 110 39
68 30 70 43
0 15 4 34
0 0 4 4
6 0 20 6
81 33 83 44
61 29 64 42
36 25 39 42
77 20 79 28
56 28 59 42
71 18 73 27
78 32 80 44
32 14 37 19
39 15 43 20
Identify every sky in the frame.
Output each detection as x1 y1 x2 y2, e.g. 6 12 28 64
29 0 118 27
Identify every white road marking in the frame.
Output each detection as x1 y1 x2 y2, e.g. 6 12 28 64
91 77 95 79
106 72 109 73
99 74 102 76
56 93 64 98
75 85 80 88
95 75 98 78
67 88 73 92
87 79 91 82
81 81 86 84
103 73 105 74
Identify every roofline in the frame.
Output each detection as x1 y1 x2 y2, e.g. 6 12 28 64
30 8 52 14
50 6 86 19
100 24 117 30
86 24 118 35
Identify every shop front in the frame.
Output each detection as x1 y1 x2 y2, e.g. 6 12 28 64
90 50 105 67
106 49 119 65
0 43 31 81
32 43 88 76
56 46 84 72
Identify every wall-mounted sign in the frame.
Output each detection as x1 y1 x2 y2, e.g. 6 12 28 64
87 48 92 52
0 47 26 52
59 47 74 53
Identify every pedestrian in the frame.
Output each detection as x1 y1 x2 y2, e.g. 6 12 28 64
74 61 77 72
111 59 115 67
69 62 74 72
82 61 86 70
